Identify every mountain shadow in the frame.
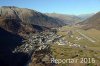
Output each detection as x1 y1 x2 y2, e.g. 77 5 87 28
0 27 29 66
32 24 50 32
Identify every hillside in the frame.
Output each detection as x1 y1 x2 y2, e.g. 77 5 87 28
45 13 82 25
78 12 100 30
0 6 65 29
77 13 94 20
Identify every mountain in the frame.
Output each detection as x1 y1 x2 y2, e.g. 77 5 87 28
77 13 94 21
0 6 64 28
78 12 100 30
45 13 82 25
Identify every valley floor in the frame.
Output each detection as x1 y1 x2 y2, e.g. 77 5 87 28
51 26 100 66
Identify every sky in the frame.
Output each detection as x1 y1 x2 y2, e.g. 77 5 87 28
0 0 100 15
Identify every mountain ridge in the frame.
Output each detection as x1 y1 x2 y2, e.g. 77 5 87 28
0 6 65 26
45 13 82 25
77 12 100 30
0 6 66 35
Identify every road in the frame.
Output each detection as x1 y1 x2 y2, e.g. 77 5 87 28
76 30 96 43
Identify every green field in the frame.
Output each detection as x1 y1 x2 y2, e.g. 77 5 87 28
51 26 100 66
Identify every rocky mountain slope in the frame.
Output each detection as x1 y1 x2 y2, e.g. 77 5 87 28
45 13 82 25
0 6 65 32
78 12 100 30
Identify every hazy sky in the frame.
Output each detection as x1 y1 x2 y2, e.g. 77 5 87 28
0 0 100 15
